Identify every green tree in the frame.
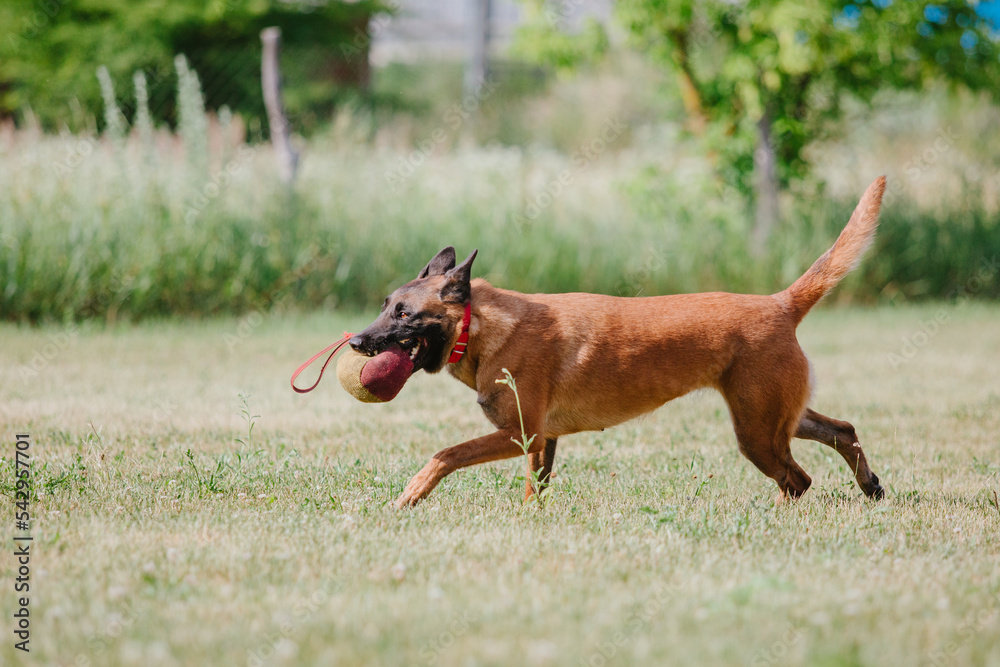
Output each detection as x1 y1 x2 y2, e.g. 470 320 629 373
523 0 1000 250
0 0 385 133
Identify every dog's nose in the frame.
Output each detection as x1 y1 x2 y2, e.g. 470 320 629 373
348 334 366 352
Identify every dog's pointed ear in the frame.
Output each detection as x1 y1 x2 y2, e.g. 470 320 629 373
418 246 457 279
440 249 477 303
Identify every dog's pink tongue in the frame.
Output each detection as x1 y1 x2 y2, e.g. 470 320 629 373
360 345 414 401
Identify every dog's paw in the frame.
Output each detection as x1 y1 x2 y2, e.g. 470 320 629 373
865 474 885 500
393 491 420 509
394 459 449 509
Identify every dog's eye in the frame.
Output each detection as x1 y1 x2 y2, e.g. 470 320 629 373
399 311 409 319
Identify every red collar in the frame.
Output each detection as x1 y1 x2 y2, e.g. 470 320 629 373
447 301 472 364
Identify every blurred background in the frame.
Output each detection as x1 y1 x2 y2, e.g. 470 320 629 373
1 0 999 323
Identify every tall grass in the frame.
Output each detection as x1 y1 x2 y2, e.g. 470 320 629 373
1 68 998 323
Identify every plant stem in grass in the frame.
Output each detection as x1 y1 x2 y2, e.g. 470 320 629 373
496 368 545 505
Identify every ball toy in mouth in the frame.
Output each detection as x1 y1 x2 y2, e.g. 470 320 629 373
336 344 414 403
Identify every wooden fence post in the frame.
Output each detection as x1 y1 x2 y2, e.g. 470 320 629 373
260 27 299 184
464 0 491 98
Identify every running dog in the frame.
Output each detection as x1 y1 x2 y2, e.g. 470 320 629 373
349 177 888 507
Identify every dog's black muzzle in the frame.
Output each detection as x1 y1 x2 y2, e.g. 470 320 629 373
348 330 389 357
350 318 421 357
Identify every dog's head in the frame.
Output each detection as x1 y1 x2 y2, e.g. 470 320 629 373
349 247 477 374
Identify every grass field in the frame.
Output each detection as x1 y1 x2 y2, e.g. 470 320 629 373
2 303 999 666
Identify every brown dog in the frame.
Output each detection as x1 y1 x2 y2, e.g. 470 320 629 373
349 177 887 507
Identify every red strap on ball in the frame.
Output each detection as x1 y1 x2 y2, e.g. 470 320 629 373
447 301 472 364
290 332 353 393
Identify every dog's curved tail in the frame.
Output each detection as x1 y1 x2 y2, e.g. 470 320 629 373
779 176 886 326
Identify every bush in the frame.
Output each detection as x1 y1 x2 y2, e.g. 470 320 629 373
2 129 997 323
0 0 384 133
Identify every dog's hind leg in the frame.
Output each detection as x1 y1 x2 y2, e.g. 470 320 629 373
720 354 813 499
728 404 812 499
525 437 558 501
795 408 884 499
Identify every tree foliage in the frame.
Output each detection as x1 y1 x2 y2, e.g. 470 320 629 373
0 0 386 132
616 0 1000 193
511 1 610 70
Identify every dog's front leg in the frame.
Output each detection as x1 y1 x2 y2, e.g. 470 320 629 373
525 437 558 501
396 428 543 508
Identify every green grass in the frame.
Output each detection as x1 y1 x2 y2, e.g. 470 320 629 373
2 303 999 666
